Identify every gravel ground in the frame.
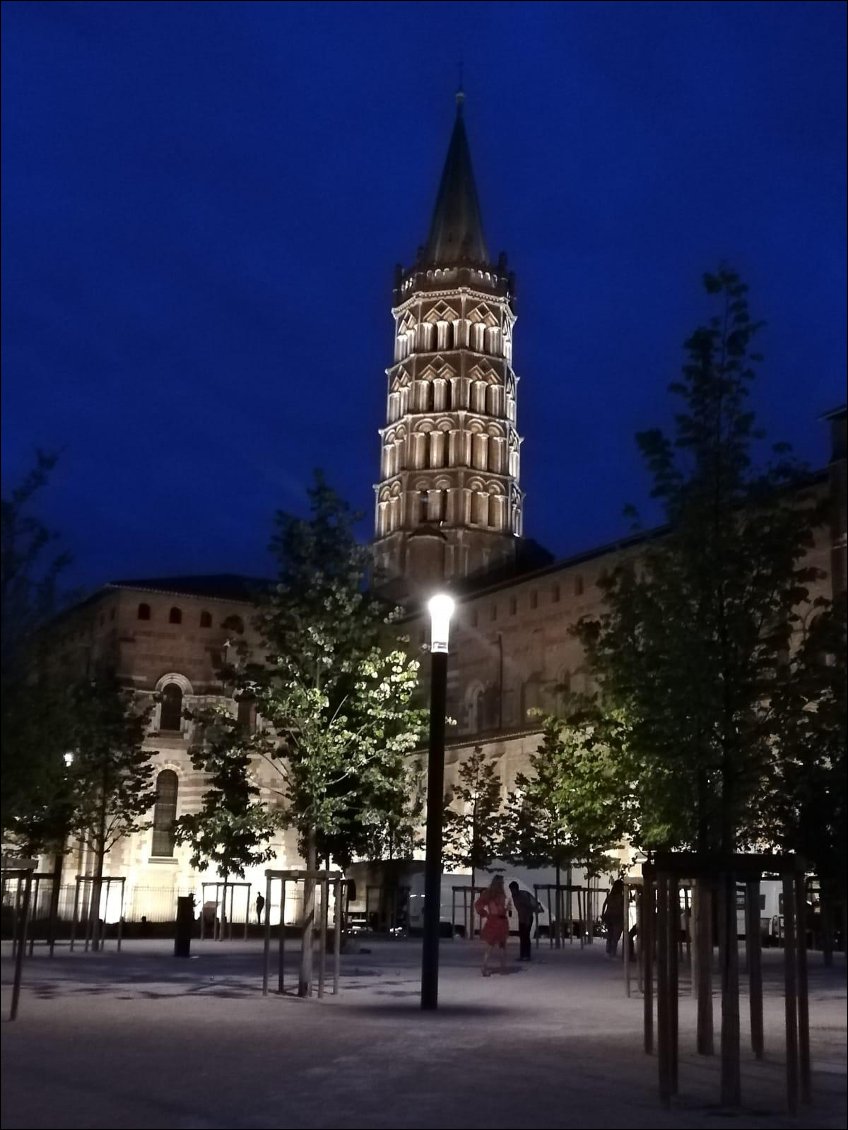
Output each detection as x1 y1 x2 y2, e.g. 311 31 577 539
2 936 845 1129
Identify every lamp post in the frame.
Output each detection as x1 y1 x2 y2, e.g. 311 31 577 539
421 593 454 1011
48 752 76 957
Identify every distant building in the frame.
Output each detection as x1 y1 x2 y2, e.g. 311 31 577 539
45 576 297 924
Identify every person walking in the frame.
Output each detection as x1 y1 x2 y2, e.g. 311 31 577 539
601 877 626 959
255 891 266 925
475 875 510 976
509 881 542 962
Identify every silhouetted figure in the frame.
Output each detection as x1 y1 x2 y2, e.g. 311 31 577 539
602 878 626 959
255 892 265 925
509 881 542 961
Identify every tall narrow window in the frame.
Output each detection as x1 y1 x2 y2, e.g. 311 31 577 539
137 603 151 621
151 770 178 857
200 611 212 628
169 607 182 624
237 697 255 733
160 683 183 731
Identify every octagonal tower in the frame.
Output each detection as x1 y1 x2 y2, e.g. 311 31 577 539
373 94 524 595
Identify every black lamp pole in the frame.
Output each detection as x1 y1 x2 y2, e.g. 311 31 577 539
421 646 448 1010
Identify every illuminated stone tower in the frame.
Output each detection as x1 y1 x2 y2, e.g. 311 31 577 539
374 94 523 594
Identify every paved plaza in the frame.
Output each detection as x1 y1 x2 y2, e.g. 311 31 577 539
1 935 845 1129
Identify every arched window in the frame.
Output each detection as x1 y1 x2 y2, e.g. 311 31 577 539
160 683 183 732
169 607 182 625
555 671 572 717
467 685 484 733
151 770 178 857
200 610 212 628
237 697 255 733
137 603 151 621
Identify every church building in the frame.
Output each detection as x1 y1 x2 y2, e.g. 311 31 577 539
31 97 848 928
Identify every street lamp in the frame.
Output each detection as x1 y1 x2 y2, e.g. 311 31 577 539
49 752 76 957
421 592 454 1011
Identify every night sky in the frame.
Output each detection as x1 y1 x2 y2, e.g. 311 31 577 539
2 2 845 594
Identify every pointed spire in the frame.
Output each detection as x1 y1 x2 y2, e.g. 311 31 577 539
424 93 490 267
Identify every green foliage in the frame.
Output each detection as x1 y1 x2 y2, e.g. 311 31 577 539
442 746 503 874
760 594 847 882
576 268 825 855
240 471 427 867
69 672 157 862
502 709 632 876
0 453 75 834
175 704 282 879
1 451 71 671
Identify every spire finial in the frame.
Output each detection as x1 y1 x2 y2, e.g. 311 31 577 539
456 61 465 111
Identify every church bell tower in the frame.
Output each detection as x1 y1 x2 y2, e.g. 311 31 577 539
373 94 524 595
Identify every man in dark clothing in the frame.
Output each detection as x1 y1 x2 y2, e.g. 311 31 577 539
509 882 541 961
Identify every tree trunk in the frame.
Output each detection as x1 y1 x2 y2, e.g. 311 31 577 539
48 842 65 957
693 878 714 1054
298 828 316 997
90 789 108 952
555 861 562 948
719 869 741 1106
220 874 229 942
90 841 106 952
820 879 834 967
470 865 476 941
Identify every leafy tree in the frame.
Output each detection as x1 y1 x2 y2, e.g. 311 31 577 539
762 594 847 956
369 755 426 862
239 472 426 993
175 703 283 938
70 672 156 950
443 745 503 935
576 268 822 858
574 267 827 1100
1 452 74 834
502 710 632 939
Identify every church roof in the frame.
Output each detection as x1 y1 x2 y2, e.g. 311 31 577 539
106 574 272 601
424 94 490 267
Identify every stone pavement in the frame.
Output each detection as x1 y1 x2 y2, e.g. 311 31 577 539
1 936 845 1129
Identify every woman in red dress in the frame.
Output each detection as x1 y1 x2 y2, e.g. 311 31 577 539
475 875 510 976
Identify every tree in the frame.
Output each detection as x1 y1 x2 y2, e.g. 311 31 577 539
70 672 156 950
1 452 74 834
577 268 823 856
762 593 847 958
502 710 633 940
241 472 426 993
175 704 282 938
575 267 826 1100
442 746 504 936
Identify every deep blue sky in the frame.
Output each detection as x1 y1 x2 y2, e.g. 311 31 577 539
2 1 845 593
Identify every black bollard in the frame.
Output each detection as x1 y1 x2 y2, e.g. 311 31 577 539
174 895 195 958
